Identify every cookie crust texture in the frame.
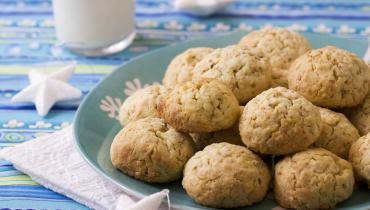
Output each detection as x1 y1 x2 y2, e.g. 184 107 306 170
349 133 370 187
193 45 272 104
158 79 240 133
239 27 311 87
274 148 354 210
239 87 322 155
118 84 163 126
110 117 196 183
314 108 360 158
182 143 271 208
288 46 370 108
163 47 214 87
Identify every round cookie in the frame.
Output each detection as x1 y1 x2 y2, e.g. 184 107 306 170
182 143 271 208
314 108 360 159
118 84 163 126
347 93 370 136
349 133 370 187
110 117 196 183
158 79 239 133
193 45 272 104
190 106 244 150
288 46 370 108
239 27 311 87
275 148 354 210
162 47 213 87
239 87 322 155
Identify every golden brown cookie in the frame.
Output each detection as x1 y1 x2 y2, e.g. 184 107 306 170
274 148 354 210
239 87 322 155
239 27 311 87
349 133 370 187
110 117 195 183
182 143 271 208
314 108 359 159
190 106 244 150
192 45 272 104
347 93 370 136
288 46 370 108
163 47 213 87
118 84 163 126
158 79 239 133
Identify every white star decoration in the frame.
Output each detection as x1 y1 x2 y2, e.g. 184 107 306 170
11 63 82 116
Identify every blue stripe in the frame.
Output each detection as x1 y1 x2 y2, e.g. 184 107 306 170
135 12 370 20
0 105 79 111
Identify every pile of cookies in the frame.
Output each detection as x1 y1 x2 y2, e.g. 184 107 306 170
110 27 370 209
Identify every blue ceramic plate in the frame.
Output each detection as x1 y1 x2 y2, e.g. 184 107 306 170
74 32 370 210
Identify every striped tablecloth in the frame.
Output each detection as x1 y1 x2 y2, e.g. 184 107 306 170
0 0 369 209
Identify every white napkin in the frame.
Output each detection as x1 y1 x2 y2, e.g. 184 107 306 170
0 127 170 210
174 0 234 17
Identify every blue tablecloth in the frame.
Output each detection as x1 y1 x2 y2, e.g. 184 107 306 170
0 0 369 209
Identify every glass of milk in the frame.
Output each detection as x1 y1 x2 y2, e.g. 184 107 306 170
52 0 135 56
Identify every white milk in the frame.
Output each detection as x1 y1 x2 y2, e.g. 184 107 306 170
52 0 135 56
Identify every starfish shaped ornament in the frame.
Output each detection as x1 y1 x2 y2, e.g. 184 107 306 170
11 63 82 116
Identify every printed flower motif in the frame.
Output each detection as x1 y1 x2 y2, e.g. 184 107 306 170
29 121 52 129
0 19 13 26
17 19 37 27
362 5 370 11
4 133 25 142
29 42 40 49
313 24 332 33
187 22 207 31
286 24 308 32
237 23 253 32
210 23 231 32
7 46 21 56
4 93 13 98
361 27 370 36
33 132 49 138
54 122 70 130
337 25 356 34
124 78 160 96
259 4 268 11
2 120 24 128
272 4 281 11
51 45 63 57
164 20 183 30
129 46 149 53
302 5 311 11
99 96 123 120
137 20 159 28
327 5 336 11
39 19 54 27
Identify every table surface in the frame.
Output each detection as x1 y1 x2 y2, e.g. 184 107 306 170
0 0 369 209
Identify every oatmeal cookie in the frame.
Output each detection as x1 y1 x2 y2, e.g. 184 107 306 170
118 85 163 126
110 117 195 183
347 93 370 135
193 45 272 104
182 143 271 208
288 46 370 108
275 148 354 210
163 47 213 87
158 79 239 133
239 27 311 87
314 108 359 158
349 133 370 187
239 87 322 155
